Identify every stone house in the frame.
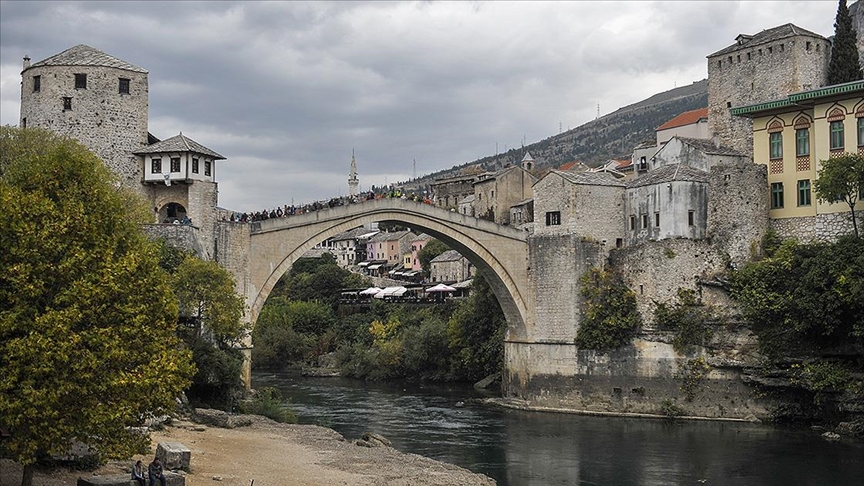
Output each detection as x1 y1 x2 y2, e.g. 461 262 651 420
429 173 476 210
430 250 474 283
732 80 864 241
408 233 432 272
328 227 374 268
509 198 534 229
624 164 709 246
652 136 749 172
472 164 537 224
532 170 626 247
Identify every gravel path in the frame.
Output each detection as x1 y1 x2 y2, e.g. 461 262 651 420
0 414 495 486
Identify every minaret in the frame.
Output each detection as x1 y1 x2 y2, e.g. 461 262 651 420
348 150 359 197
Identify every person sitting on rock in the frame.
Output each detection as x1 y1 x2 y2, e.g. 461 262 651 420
131 460 146 486
148 456 166 486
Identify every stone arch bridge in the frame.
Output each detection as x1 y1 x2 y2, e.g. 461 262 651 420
219 198 532 352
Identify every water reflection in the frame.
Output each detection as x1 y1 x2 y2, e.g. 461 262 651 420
254 373 863 486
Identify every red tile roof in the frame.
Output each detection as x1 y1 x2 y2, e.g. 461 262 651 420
559 161 578 171
656 107 708 131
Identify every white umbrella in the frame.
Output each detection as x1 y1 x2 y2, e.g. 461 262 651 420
425 283 456 292
359 287 382 295
374 286 407 299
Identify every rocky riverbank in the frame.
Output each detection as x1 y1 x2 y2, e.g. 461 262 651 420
0 412 495 486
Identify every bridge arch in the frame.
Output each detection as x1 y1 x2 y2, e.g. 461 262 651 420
244 199 530 341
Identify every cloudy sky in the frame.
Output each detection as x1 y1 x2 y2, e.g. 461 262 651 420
0 1 840 212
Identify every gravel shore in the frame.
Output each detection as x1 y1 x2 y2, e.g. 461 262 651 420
0 413 495 486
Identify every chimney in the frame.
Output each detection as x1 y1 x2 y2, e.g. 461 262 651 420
23 55 30 70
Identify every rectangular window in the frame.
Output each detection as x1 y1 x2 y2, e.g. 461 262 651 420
33 75 41 92
830 121 845 150
858 118 864 147
545 211 561 226
74 73 87 89
119 78 130 94
192 158 199 173
769 132 783 160
797 179 811 206
629 216 636 230
796 128 810 156
204 160 211 176
641 214 648 229
688 210 695 226
151 158 162 174
654 212 660 227
170 157 181 173
771 182 784 209
62 97 72 111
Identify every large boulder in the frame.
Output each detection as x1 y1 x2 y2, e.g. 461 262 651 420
192 408 253 429
157 442 191 471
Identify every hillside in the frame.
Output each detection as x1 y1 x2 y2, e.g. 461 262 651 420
413 79 708 184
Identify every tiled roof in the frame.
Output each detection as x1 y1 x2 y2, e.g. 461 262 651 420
676 137 746 157
708 23 826 58
628 164 708 188
331 227 367 241
545 169 626 187
412 233 433 242
135 133 225 159
29 45 147 73
656 107 708 131
431 249 464 263
369 230 413 243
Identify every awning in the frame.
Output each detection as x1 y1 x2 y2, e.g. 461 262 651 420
358 261 371 267
426 283 457 292
359 287 382 295
373 286 408 298
368 264 382 270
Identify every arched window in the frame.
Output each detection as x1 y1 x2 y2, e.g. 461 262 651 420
768 121 783 160
793 117 810 157
828 108 846 151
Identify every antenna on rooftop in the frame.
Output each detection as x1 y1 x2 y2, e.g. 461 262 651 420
413 159 416 179
596 103 600 120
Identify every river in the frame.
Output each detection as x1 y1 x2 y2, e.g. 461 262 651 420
253 372 863 486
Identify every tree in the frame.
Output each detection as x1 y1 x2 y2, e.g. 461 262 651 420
418 239 449 276
0 127 194 485
814 153 864 238
173 256 246 347
828 0 863 85
447 274 507 381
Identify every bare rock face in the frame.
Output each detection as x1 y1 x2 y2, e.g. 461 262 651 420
192 408 253 429
157 442 191 472
355 432 392 448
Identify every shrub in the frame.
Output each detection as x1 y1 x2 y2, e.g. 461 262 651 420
239 387 296 423
575 268 641 350
660 399 686 418
654 288 715 353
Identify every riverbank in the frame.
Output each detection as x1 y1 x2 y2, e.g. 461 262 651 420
0 413 495 486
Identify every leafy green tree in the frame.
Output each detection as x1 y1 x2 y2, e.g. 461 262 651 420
575 268 642 350
173 257 246 347
418 239 449 276
447 274 507 381
828 0 863 85
252 298 334 368
814 153 864 237
730 236 864 357
0 127 194 485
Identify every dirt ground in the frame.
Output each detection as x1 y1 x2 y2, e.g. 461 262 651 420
0 415 494 486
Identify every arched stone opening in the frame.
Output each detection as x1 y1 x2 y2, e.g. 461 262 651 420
159 202 188 224
245 206 529 346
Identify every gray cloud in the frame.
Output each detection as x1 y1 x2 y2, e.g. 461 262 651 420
0 1 837 212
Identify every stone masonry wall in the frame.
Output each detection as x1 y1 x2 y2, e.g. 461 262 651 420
19 64 149 194
526 235 602 343
142 224 205 257
707 161 770 266
772 210 864 243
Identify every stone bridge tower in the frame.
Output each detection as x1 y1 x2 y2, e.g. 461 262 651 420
707 24 831 156
19 44 150 194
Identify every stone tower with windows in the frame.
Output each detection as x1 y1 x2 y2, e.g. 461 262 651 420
19 45 222 259
707 24 831 156
19 45 150 193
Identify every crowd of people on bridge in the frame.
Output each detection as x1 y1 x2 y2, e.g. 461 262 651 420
224 187 435 223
